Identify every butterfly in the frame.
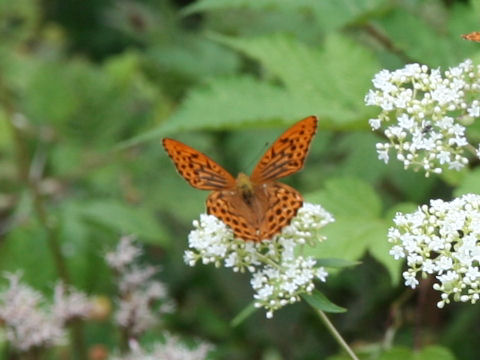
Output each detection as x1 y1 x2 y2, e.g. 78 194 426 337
461 31 480 42
163 116 318 241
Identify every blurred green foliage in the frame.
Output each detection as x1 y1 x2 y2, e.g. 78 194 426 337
1 0 480 359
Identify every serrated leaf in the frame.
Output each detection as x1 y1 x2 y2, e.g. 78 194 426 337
119 76 295 147
211 32 378 126
311 216 401 284
307 177 382 218
231 302 258 327
123 32 379 146
305 178 403 284
79 200 169 245
183 0 389 33
302 290 346 313
149 36 240 79
182 0 285 15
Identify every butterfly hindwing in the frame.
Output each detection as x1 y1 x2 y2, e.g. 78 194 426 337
259 182 303 240
206 191 259 241
206 182 302 241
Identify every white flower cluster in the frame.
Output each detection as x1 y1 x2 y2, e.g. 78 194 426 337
365 60 480 176
388 194 480 308
184 203 334 318
53 282 93 324
111 335 211 360
0 273 92 352
106 236 173 336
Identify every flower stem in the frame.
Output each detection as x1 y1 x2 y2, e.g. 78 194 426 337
255 252 281 270
315 309 359 360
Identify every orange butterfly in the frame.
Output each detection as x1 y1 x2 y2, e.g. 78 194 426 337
461 31 480 42
163 116 318 242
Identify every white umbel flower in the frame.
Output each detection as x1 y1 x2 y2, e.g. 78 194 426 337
365 59 479 176
185 203 334 317
388 194 480 307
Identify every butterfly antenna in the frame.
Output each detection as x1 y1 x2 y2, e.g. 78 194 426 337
245 142 270 172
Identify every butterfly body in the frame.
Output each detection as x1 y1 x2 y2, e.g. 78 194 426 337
163 116 317 241
236 172 255 204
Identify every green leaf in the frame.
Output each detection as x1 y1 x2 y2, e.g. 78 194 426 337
119 76 293 147
302 290 346 313
366 220 401 285
306 217 372 261
454 168 480 197
385 162 437 202
378 7 471 67
123 33 379 146
0 111 13 150
307 177 382 218
231 302 258 327
384 202 419 222
78 200 169 246
183 0 389 33
414 346 456 360
315 258 361 269
211 32 378 127
331 345 456 360
182 0 278 15
148 36 240 80
333 132 388 183
378 346 413 360
306 178 402 284
0 225 57 291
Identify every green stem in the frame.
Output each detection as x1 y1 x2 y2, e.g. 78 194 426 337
466 143 477 156
70 320 86 360
314 309 359 360
120 326 130 354
6 109 70 285
255 252 281 270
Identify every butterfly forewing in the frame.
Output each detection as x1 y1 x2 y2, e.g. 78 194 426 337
163 138 236 190
462 31 480 42
251 116 318 183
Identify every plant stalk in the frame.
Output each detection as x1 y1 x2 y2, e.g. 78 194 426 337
315 309 359 360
